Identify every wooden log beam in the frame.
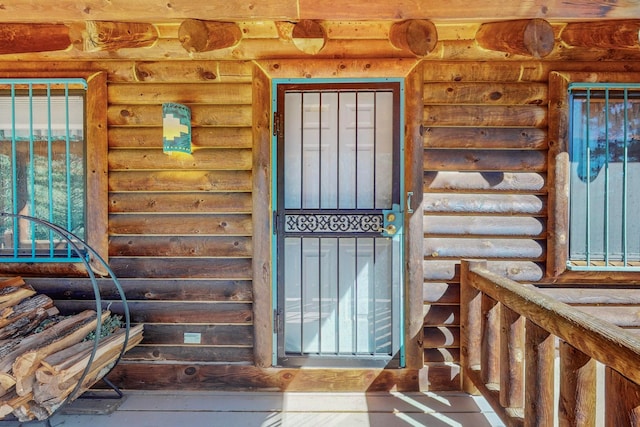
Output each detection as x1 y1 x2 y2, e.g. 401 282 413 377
178 19 242 53
80 21 158 52
475 19 555 58
389 20 438 56
561 20 640 49
0 24 70 54
524 319 555 425
558 341 596 426
291 20 327 55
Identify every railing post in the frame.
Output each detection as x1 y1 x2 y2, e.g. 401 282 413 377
500 305 524 413
605 367 640 426
481 295 500 387
525 319 555 427
559 341 596 427
460 259 485 394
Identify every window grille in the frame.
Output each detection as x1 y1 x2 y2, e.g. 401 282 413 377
0 79 87 262
568 82 640 271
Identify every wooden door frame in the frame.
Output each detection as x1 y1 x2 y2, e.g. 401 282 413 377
252 59 424 369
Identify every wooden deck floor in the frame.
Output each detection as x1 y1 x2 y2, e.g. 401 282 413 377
0 390 504 427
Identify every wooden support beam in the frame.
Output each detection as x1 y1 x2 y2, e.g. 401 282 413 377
389 19 437 56
81 21 158 52
500 305 524 411
291 20 327 55
558 341 596 426
475 19 555 58
524 320 555 425
561 20 640 49
178 20 242 53
0 23 70 54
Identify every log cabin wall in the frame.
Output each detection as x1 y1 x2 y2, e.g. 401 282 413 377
1 17 640 391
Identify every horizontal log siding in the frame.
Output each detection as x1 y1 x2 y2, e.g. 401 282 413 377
422 62 548 388
105 66 253 364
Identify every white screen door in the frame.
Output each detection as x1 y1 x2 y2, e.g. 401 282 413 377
274 81 404 367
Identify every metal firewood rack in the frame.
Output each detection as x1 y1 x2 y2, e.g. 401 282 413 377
0 212 131 426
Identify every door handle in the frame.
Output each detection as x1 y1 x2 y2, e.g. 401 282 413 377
378 224 397 235
378 207 400 237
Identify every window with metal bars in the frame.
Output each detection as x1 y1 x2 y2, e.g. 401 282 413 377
568 83 640 271
0 79 87 262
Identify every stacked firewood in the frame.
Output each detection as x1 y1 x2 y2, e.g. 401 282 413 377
0 277 143 422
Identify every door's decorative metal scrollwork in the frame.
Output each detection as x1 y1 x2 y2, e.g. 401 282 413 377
285 213 383 233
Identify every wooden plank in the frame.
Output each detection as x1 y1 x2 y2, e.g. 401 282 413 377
404 63 426 370
141 324 252 346
108 192 252 213
109 170 252 192
423 305 459 326
108 127 252 149
424 260 545 283
54 300 253 324
423 105 547 127
424 149 546 172
424 216 545 238
535 287 640 305
108 148 252 171
133 60 252 83
0 1 300 22
423 82 548 105
107 83 252 104
124 345 253 363
109 213 252 235
423 283 460 304
558 341 596 426
424 237 545 260
424 348 460 363
27 277 252 302
109 235 252 257
423 127 547 150
107 104 252 127
423 327 460 348
106 363 425 392
423 194 546 215
108 257 252 279
424 171 546 193
257 58 420 79
299 0 640 21
524 320 555 426
251 65 272 369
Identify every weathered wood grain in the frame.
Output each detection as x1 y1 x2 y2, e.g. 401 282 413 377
107 83 252 104
422 327 460 348
27 277 252 301
108 257 252 279
558 341 596 426
423 127 547 150
107 104 252 126
109 170 252 192
424 216 546 238
423 305 460 326
423 105 547 127
124 345 253 363
109 213 252 235
108 192 252 213
54 300 253 323
475 19 555 58
423 194 546 215
141 324 252 346
109 235 252 257
108 148 252 170
109 127 252 149
424 149 546 172
423 82 548 105
423 260 545 283
424 238 546 261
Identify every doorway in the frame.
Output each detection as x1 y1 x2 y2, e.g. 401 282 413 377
272 80 405 367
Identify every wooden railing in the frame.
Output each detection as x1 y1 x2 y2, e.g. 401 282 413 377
460 259 640 426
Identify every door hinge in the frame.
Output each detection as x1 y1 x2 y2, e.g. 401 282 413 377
273 308 282 334
272 211 278 234
273 111 283 138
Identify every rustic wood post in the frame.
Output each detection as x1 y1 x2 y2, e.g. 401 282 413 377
389 20 438 56
561 20 640 49
83 21 158 52
605 367 640 426
558 341 596 427
500 305 525 411
0 23 71 54
524 320 555 426
475 19 555 58
460 259 485 394
481 295 500 386
291 20 327 55
178 19 242 53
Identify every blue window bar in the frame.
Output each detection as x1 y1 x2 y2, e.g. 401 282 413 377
568 83 640 271
0 78 87 262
